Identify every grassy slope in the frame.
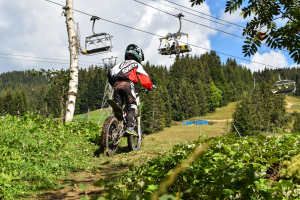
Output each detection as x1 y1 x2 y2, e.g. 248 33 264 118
72 108 109 124
32 96 300 199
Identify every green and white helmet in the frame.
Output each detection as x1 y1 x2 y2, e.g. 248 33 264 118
125 44 145 64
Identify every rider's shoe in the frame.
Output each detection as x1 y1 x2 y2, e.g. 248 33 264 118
125 127 138 137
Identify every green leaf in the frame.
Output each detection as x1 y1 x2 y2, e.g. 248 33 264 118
159 194 176 200
100 161 110 165
259 190 272 200
129 165 135 171
147 184 158 191
97 198 105 200
245 168 260 183
268 157 279 164
81 196 88 200
143 194 151 200
128 191 142 200
222 145 231 153
94 179 104 187
79 183 86 192
222 189 234 195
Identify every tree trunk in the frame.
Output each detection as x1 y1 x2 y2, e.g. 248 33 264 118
60 86 65 124
64 0 79 122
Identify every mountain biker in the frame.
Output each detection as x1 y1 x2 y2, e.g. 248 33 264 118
107 44 155 136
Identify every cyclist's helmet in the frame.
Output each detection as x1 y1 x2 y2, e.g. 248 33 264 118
125 44 144 64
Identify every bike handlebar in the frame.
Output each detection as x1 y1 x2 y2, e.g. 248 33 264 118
136 85 156 94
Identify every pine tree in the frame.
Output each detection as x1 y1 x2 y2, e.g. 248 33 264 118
3 90 14 115
21 90 29 115
195 80 207 116
260 81 274 131
15 91 25 116
293 112 300 133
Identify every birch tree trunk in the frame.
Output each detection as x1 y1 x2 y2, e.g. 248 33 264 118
64 0 78 122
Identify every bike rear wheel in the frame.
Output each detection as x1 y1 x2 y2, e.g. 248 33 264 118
101 116 119 156
128 116 143 151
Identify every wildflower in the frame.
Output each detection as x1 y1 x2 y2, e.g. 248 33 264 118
34 133 36 136
17 111 20 114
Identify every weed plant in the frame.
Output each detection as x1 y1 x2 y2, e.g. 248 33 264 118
0 113 100 199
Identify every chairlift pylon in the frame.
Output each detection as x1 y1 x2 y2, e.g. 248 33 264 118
272 68 296 94
158 13 192 57
81 16 113 55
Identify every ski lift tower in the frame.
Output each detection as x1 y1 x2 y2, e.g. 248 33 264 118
98 56 118 124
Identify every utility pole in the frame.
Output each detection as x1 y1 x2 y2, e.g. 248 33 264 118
64 0 79 122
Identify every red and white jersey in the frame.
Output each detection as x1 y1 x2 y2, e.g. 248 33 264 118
108 60 153 90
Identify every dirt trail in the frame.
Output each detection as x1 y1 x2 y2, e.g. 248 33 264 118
287 103 294 108
29 153 158 199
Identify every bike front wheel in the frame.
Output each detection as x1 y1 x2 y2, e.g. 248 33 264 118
128 116 143 152
101 116 119 156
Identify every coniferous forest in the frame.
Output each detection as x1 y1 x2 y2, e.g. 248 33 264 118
0 51 299 133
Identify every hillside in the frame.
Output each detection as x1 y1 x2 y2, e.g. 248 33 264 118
23 95 300 199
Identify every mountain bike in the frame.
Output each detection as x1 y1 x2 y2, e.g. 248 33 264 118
101 88 151 156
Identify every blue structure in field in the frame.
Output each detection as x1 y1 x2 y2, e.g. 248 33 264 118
183 120 208 125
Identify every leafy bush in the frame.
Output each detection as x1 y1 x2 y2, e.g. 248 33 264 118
0 113 101 199
97 133 300 199
281 154 300 180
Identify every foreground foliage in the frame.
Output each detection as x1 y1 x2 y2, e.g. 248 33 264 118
97 133 300 199
0 113 100 199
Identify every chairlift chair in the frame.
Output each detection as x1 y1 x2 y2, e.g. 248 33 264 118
272 69 296 94
158 13 192 57
81 16 113 55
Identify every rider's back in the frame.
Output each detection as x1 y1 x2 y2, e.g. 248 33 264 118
108 60 152 90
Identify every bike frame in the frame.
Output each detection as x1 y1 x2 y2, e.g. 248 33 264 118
107 89 144 145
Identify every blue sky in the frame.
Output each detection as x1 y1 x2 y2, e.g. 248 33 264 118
0 0 297 74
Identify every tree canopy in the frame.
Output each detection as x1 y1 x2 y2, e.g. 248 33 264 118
190 0 300 64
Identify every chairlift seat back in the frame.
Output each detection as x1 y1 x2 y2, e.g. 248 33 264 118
85 32 110 39
82 32 113 55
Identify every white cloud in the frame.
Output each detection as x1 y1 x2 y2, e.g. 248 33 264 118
216 8 254 36
290 63 300 68
240 51 288 72
0 0 216 73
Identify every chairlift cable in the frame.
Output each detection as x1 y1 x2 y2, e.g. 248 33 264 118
134 0 244 39
45 0 280 69
151 0 242 31
134 0 289 53
163 0 245 28
0 56 92 66
0 52 96 65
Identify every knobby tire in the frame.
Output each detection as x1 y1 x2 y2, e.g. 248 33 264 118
101 116 119 156
128 120 143 151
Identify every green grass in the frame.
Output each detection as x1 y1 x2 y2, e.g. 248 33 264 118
21 96 300 199
0 114 102 199
73 108 109 124
286 96 300 113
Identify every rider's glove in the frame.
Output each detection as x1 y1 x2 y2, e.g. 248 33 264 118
150 85 156 91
